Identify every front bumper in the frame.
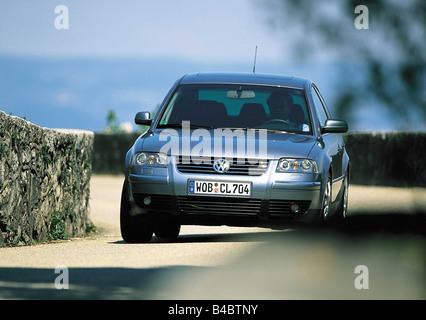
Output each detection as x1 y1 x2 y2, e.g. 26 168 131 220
127 159 323 226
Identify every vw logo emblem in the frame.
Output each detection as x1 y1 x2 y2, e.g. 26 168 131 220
213 158 230 173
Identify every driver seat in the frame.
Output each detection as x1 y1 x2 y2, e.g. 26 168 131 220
239 103 267 128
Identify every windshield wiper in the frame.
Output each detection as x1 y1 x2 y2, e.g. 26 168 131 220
217 127 290 134
157 124 290 133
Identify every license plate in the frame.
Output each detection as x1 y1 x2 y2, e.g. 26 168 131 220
188 180 251 197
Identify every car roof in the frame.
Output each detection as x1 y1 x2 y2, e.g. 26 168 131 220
179 72 311 89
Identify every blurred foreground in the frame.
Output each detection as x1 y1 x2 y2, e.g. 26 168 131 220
0 176 424 300
163 220 425 299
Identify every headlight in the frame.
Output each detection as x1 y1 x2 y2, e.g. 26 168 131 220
278 159 290 171
157 154 167 165
277 158 318 173
135 152 168 166
136 153 147 164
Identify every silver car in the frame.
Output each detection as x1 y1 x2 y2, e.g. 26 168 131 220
121 73 349 242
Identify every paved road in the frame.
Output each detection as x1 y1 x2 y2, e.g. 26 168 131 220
0 175 425 299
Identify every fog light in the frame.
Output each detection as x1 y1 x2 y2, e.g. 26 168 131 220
143 196 151 205
290 202 300 213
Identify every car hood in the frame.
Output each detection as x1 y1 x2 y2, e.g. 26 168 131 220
139 129 316 160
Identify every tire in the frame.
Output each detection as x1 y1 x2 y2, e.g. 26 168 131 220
154 223 181 241
320 172 332 222
336 172 349 221
120 181 153 243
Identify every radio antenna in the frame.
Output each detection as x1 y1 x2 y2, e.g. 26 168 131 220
252 45 258 74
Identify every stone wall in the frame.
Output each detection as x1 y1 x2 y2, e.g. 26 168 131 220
344 131 426 187
0 111 94 246
92 132 139 175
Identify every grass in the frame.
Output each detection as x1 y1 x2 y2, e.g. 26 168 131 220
48 210 71 241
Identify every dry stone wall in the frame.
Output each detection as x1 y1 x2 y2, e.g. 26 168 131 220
343 131 426 187
0 111 94 246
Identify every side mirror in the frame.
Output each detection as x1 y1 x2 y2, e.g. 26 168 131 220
321 119 348 134
134 111 152 125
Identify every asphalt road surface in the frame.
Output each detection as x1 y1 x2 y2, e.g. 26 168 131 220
0 175 425 300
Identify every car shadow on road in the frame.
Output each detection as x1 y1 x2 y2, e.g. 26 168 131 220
112 212 426 245
111 230 289 245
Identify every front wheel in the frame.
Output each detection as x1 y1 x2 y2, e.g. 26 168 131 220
336 172 349 221
120 181 153 243
320 173 332 222
154 223 181 241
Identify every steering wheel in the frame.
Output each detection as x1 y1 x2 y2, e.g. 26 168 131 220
263 119 291 126
261 119 296 130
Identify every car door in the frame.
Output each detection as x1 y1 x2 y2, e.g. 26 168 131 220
311 84 344 201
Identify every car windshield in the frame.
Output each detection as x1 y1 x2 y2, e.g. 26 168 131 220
157 84 312 134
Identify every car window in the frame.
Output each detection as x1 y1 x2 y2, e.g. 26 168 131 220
158 84 312 134
311 85 328 127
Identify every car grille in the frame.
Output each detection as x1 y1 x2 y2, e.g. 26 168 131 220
134 194 311 216
175 156 269 176
177 196 262 215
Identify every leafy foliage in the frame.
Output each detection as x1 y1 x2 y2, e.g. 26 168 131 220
261 0 426 129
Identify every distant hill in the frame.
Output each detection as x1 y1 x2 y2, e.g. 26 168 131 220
0 55 394 132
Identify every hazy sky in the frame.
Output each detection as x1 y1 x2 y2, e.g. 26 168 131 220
0 0 286 64
2 1 414 132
